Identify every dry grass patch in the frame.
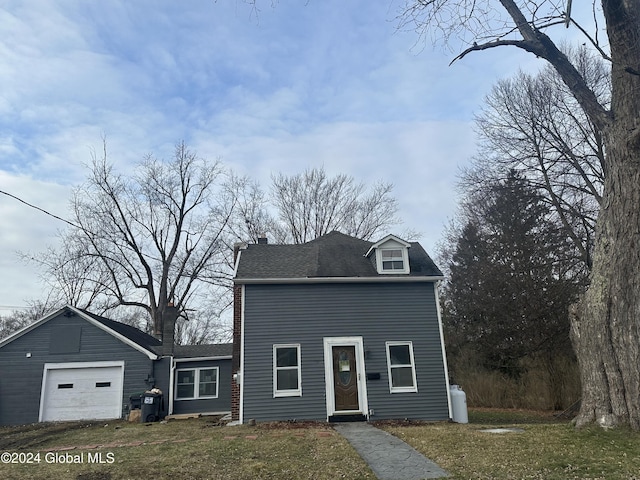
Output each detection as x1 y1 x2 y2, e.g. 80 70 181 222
381 409 640 480
0 417 374 480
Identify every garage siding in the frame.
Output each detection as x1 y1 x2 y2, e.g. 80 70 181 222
0 313 155 425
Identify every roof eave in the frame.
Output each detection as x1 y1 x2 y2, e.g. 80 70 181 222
365 234 412 257
234 275 444 284
174 355 233 362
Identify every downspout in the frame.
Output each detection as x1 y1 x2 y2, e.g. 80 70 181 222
434 280 453 420
168 357 176 415
239 284 245 425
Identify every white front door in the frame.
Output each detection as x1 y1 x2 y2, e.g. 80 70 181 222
40 362 124 422
323 337 368 419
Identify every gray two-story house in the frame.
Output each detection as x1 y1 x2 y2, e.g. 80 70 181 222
231 231 452 423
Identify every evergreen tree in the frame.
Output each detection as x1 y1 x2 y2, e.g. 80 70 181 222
444 170 581 375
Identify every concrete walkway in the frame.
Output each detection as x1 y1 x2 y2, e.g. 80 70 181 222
333 422 448 480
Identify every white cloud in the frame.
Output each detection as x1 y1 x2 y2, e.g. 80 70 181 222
0 172 69 306
0 0 597 307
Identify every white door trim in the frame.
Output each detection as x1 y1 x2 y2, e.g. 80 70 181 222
39 361 125 422
323 336 368 420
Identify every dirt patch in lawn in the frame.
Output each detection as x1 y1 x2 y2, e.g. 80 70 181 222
0 421 101 451
372 419 439 428
257 420 331 430
75 473 113 480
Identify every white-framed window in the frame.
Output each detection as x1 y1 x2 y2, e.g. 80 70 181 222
175 367 219 400
273 344 302 397
377 248 410 274
385 341 418 393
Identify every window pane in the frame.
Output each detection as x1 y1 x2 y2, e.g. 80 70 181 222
383 260 404 270
177 384 194 398
389 345 411 365
177 370 195 384
200 369 216 383
276 347 298 367
277 369 299 391
199 381 217 397
382 249 402 259
391 367 414 388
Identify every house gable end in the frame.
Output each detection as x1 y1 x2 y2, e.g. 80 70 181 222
0 306 159 360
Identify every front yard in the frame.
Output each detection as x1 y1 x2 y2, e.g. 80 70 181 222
1 410 639 479
381 409 640 480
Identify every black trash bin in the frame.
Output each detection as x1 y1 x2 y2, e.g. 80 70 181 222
140 391 163 422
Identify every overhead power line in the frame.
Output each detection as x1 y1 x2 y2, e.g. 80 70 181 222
0 189 79 228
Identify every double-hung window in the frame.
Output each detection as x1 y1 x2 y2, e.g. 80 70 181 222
175 367 219 400
381 249 405 271
386 341 418 393
273 344 302 397
376 247 410 274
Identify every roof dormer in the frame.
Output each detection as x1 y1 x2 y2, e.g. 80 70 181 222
365 234 411 275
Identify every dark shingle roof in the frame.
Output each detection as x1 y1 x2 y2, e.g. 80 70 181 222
235 231 443 280
83 310 231 359
173 343 233 359
81 310 162 350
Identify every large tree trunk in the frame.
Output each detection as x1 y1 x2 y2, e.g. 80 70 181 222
570 154 640 430
570 0 640 428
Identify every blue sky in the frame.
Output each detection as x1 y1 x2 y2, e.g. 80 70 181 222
0 0 596 310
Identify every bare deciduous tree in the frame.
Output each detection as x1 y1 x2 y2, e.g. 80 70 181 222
464 47 608 274
224 174 275 245
400 0 640 430
33 142 236 337
0 301 58 340
270 166 399 243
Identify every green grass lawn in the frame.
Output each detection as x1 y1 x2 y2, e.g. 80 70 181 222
1 410 639 480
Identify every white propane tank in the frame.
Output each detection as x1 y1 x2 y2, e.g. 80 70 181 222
449 385 468 423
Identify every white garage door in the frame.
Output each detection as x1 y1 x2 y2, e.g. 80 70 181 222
40 362 124 422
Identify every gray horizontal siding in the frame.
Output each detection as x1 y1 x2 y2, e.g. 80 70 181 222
242 282 449 422
172 359 232 415
0 313 155 425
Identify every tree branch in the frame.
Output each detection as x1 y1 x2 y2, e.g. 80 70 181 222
450 39 539 65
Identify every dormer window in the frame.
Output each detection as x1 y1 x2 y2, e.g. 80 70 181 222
381 249 405 271
366 234 411 275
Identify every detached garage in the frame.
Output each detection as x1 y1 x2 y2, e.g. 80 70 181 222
0 306 161 426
